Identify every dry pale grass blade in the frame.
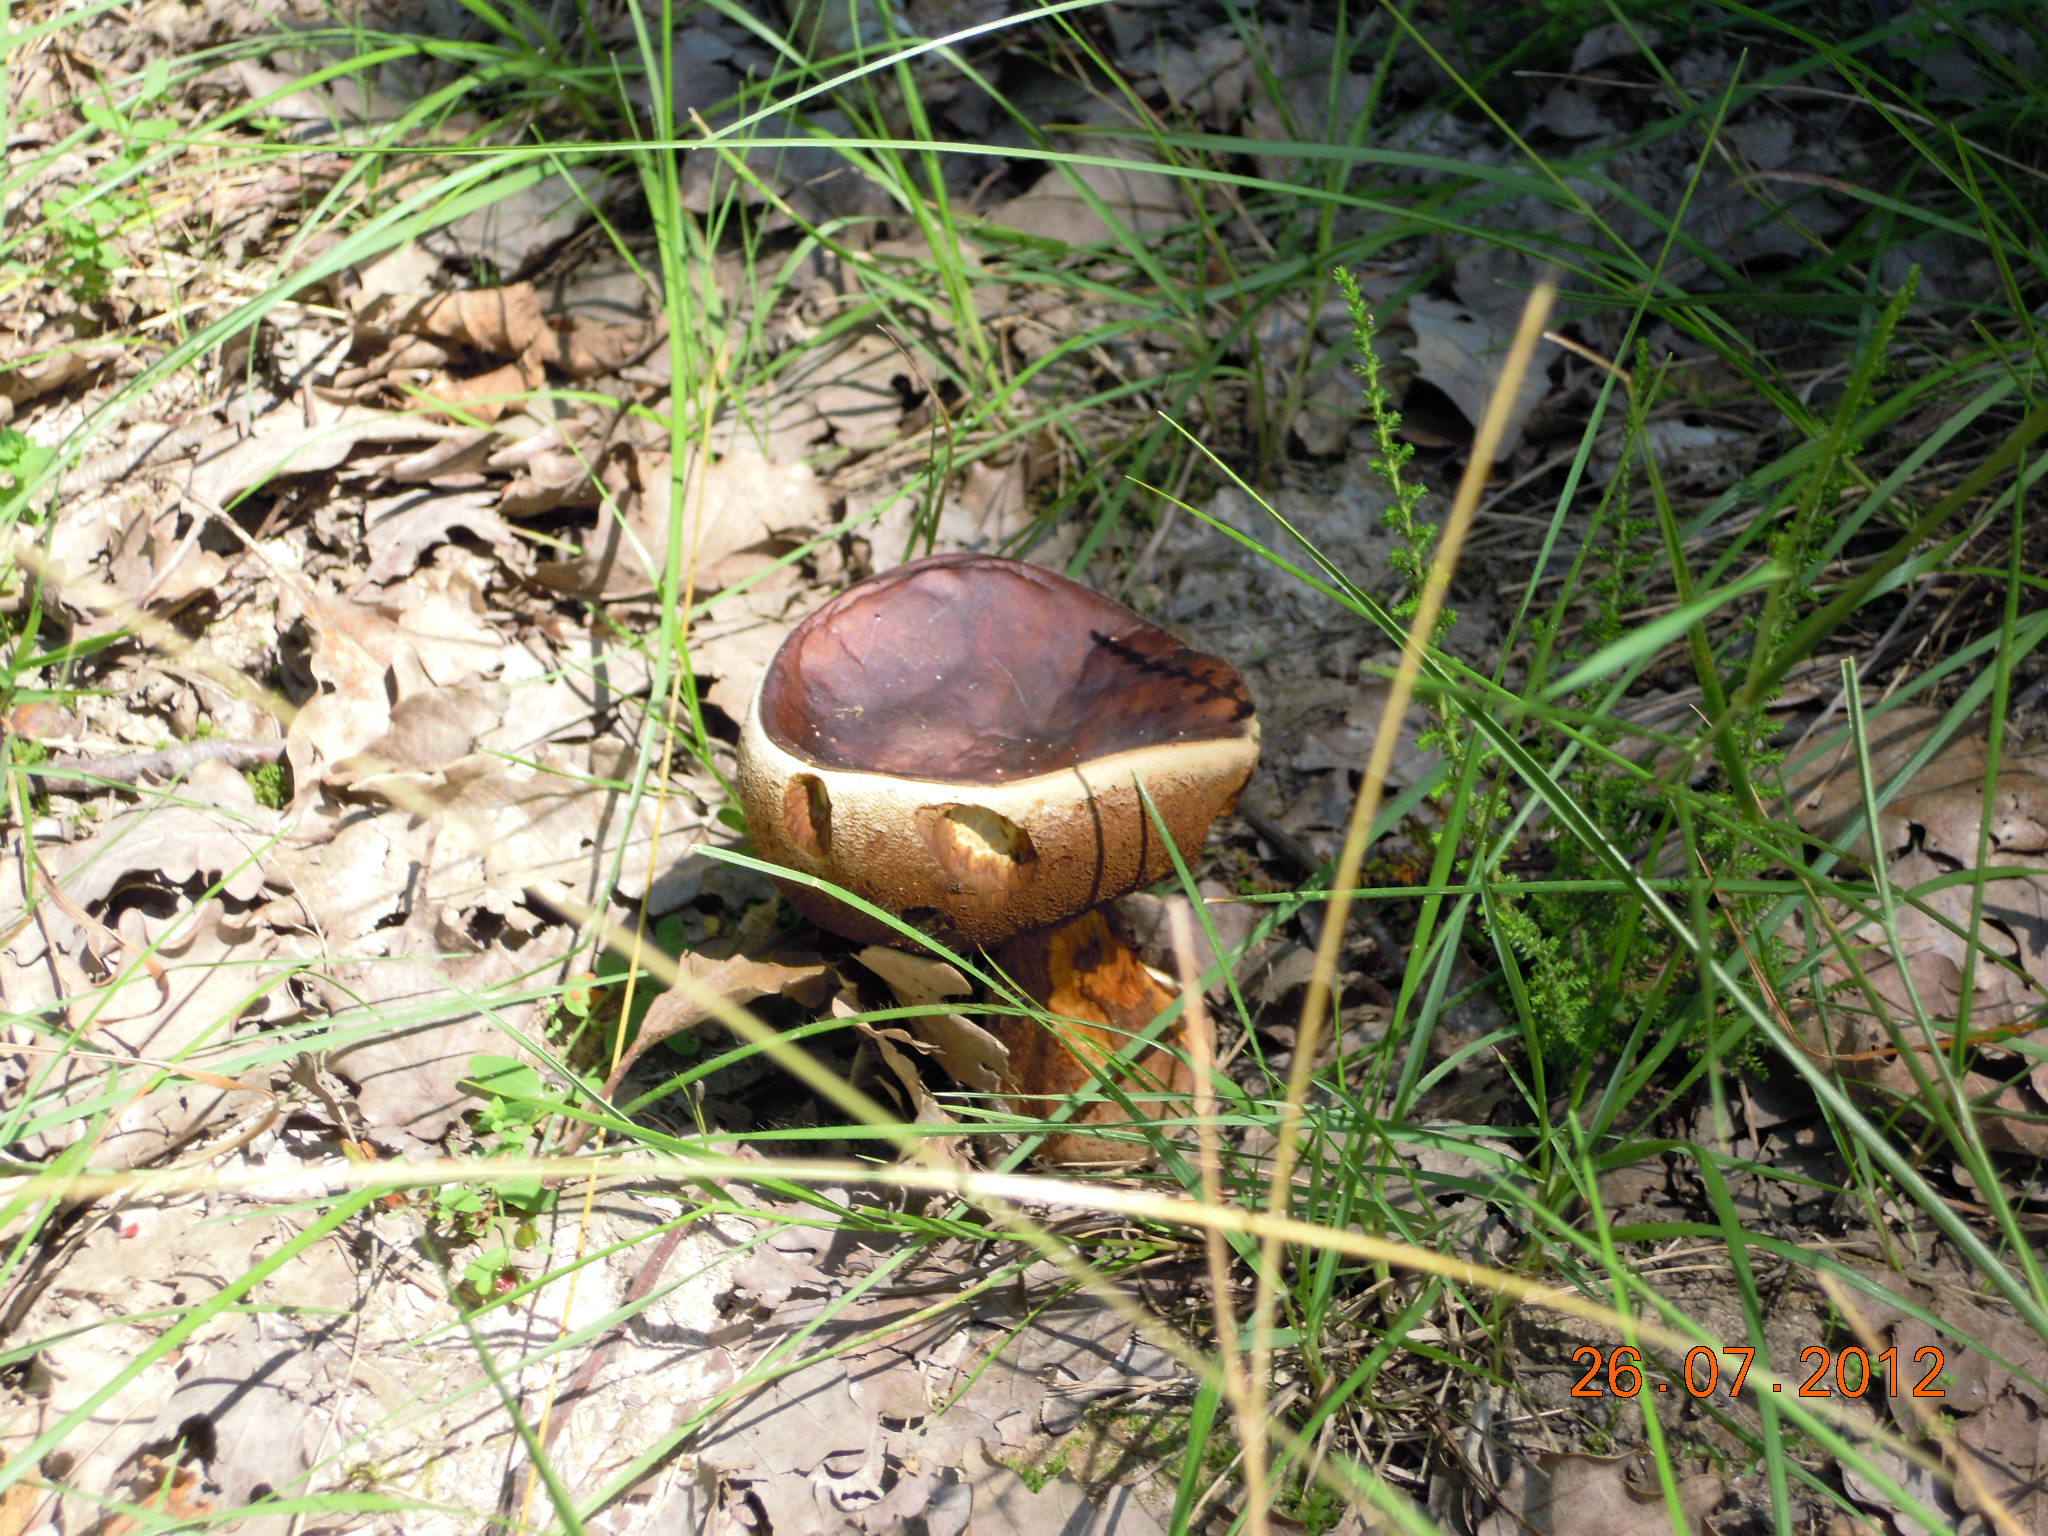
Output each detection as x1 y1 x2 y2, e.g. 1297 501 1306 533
1168 896 1265 1535
0 1138 1982 1524
1241 278 1560 1461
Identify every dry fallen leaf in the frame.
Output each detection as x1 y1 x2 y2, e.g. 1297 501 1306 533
530 439 825 601
1785 708 2048 1155
361 486 531 584
6 901 294 1168
1474 1451 1722 1536
1404 294 1552 460
1836 1264 2048 1535
354 280 650 382
962 1442 1167 1536
108 1318 326 1535
315 917 571 1150
854 946 1008 1097
184 402 461 510
984 148 1184 249
27 759 276 910
284 551 506 786
577 944 834 1123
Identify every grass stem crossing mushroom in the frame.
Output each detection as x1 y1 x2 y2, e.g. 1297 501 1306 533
737 553 1259 1163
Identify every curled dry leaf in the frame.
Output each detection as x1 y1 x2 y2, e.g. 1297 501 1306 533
344 740 685 916
560 944 833 1152
1786 708 2048 1154
0 312 125 410
184 402 462 510
26 759 276 911
854 945 1008 1097
108 1318 326 1535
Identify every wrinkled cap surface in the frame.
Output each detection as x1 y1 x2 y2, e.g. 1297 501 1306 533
756 552 1254 781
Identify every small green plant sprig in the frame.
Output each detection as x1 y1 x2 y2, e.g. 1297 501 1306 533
436 1054 576 1304
1332 265 1437 627
42 78 180 305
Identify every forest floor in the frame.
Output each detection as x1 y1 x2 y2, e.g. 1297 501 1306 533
4 2 2048 1534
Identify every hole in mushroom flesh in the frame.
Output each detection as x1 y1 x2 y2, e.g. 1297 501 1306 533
782 774 832 858
926 804 1033 898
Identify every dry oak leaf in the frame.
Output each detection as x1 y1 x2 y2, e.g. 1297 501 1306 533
1404 293 1552 461
107 1319 326 1536
355 281 649 379
577 942 833 1120
22 759 277 914
693 580 810 724
1838 1265 2048 1534
1785 708 2048 1155
315 918 571 1149
960 1442 1166 1536
983 144 1185 250
0 312 124 407
5 901 294 1169
42 493 223 630
340 741 681 916
361 486 531 585
284 551 506 784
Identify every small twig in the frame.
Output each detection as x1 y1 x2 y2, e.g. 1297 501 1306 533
16 738 286 785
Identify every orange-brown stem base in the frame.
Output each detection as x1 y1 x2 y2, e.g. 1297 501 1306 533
993 908 1193 1168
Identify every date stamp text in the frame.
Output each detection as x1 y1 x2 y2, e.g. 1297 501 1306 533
1569 1346 1947 1400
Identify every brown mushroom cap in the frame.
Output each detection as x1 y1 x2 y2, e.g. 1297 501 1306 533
737 553 1259 947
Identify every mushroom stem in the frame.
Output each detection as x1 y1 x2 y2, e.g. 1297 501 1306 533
993 909 1193 1167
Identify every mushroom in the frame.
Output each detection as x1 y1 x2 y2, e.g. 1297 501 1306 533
737 552 1259 1164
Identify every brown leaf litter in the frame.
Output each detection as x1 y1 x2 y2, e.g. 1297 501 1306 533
1783 704 2048 1154
1826 1262 2048 1536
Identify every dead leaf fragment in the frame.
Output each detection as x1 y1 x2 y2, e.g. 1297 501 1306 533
1404 294 1551 459
1786 707 2048 1154
355 281 649 381
316 920 571 1149
854 946 1008 1096
1473 1451 1722 1536
531 439 825 601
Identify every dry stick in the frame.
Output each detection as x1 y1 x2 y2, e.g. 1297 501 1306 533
1240 281 1559 1514
17 738 286 784
1168 898 1265 1536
